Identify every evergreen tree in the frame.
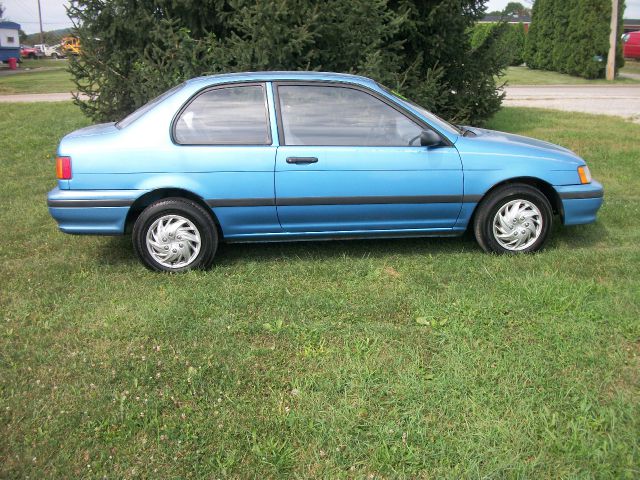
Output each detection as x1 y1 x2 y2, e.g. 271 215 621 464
525 0 625 78
68 0 509 125
471 22 526 66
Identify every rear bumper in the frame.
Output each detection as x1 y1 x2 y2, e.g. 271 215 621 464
555 181 604 226
47 187 145 235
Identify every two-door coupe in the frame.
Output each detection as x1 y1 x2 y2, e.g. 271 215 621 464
47 72 604 271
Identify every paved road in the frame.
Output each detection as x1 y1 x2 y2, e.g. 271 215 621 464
503 85 640 123
2 86 640 123
0 92 77 102
0 66 62 77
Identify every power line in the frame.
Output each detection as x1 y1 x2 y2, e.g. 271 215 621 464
8 20 72 25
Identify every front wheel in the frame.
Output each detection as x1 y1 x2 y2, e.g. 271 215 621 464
132 198 218 272
473 184 553 254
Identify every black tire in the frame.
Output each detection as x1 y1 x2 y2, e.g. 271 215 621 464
473 184 553 254
51 53 58 59
132 198 218 272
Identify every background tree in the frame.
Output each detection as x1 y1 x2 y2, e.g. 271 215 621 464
471 22 526 66
503 2 531 17
486 1 531 17
525 0 625 78
0 2 5 19
67 0 510 125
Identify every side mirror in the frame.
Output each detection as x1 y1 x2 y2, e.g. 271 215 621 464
420 129 442 147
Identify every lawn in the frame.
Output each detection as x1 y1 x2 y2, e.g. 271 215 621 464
621 60 640 75
1 103 639 478
502 65 640 85
0 59 74 94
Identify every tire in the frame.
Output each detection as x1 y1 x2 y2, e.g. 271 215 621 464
473 184 553 254
51 53 58 59
132 198 218 272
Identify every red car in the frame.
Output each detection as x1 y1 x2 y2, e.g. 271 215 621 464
20 45 42 59
623 31 640 59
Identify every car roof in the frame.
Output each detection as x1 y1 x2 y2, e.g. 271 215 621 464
186 71 379 89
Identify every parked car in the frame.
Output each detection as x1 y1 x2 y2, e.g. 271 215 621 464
47 72 604 271
34 43 64 59
20 45 42 59
622 31 640 59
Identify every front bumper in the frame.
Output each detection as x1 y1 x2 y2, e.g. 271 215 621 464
555 181 604 226
47 187 146 235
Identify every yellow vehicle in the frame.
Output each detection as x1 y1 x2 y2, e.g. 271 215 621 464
61 36 80 55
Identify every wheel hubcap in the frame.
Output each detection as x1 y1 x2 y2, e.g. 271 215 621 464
146 215 201 268
492 199 542 251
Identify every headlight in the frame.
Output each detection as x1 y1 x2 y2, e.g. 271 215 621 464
578 165 591 184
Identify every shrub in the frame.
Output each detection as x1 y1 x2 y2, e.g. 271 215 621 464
67 0 509 126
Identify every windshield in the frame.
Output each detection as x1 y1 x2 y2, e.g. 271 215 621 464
376 83 462 136
116 83 185 129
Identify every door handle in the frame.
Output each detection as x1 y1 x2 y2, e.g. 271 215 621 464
286 157 318 164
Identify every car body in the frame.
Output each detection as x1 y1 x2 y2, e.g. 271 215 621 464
47 71 603 271
34 43 64 59
623 31 640 59
20 45 42 59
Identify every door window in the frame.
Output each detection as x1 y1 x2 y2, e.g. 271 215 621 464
278 85 423 146
175 85 271 145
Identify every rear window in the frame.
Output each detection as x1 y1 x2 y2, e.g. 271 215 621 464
116 83 185 129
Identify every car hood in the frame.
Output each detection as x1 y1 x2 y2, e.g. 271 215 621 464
457 127 584 165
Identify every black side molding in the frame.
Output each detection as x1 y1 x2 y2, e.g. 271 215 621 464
47 199 134 208
49 194 482 209
559 189 604 200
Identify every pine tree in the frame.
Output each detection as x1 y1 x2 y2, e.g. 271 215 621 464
68 0 508 124
525 0 625 78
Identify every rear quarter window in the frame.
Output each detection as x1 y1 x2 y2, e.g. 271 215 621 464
116 83 185 129
173 84 271 145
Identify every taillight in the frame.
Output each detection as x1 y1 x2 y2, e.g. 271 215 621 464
56 156 72 179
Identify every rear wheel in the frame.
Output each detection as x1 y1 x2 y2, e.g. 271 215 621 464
132 198 218 272
473 184 553 254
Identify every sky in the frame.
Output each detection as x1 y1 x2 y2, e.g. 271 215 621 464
2 0 640 35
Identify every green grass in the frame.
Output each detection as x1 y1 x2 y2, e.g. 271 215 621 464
0 60 74 94
621 60 640 75
502 65 640 85
1 103 639 478
19 58 67 69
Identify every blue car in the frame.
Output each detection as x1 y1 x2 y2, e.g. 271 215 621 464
48 72 603 271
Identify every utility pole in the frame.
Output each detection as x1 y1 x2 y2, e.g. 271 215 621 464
37 0 44 45
606 0 619 81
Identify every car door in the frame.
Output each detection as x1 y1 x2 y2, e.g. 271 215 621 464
172 82 280 236
273 82 463 233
